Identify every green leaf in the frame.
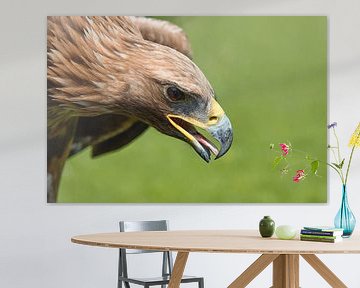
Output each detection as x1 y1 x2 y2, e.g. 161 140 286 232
273 156 283 168
339 158 345 169
332 162 341 169
310 160 319 175
269 143 274 150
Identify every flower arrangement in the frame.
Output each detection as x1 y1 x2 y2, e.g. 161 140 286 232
270 122 360 184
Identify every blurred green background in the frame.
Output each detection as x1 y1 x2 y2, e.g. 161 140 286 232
58 16 327 203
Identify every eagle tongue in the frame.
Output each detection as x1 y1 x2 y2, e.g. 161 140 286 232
194 133 219 156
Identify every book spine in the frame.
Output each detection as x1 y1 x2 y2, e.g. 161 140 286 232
300 237 337 243
301 230 336 236
300 234 338 240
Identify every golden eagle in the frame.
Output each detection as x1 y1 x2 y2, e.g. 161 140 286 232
47 16 233 202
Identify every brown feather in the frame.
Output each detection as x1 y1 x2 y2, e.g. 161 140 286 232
133 17 192 58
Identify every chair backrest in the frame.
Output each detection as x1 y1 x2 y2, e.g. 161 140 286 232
120 220 169 232
119 220 169 254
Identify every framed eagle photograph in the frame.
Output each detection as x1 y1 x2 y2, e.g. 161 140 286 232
47 16 327 203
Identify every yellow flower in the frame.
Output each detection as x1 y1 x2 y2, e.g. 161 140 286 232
349 122 360 147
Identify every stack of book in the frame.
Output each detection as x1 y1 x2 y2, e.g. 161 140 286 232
300 226 344 243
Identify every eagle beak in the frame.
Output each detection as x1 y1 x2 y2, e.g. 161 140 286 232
167 98 233 162
208 114 233 160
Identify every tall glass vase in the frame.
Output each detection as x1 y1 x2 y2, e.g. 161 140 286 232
334 185 356 237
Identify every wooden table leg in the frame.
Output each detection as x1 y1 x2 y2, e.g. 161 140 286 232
301 254 347 288
228 254 279 288
272 254 299 288
168 252 189 288
288 255 299 288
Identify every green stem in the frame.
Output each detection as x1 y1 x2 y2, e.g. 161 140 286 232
333 127 342 164
345 145 356 185
333 127 345 184
326 163 344 184
344 129 360 185
330 147 339 164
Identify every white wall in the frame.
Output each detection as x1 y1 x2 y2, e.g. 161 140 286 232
1 0 360 287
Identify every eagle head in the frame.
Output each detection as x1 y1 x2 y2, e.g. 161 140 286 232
120 40 233 162
48 16 233 162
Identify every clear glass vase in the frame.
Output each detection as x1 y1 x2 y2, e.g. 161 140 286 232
334 185 356 237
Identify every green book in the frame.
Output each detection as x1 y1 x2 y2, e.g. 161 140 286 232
300 234 340 240
303 226 343 233
300 229 343 237
300 235 342 243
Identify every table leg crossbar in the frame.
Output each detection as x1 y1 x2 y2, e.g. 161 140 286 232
228 254 279 288
226 254 348 288
301 254 347 288
168 252 189 288
166 252 348 288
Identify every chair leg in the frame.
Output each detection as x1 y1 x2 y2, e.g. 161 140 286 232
199 278 204 288
118 249 122 288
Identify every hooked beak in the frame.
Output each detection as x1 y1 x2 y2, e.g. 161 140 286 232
167 98 233 162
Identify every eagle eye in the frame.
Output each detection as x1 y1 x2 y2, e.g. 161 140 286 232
166 86 185 102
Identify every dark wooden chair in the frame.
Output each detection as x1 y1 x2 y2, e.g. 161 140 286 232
118 220 204 288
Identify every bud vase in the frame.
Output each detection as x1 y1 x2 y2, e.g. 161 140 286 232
334 185 356 237
259 216 275 237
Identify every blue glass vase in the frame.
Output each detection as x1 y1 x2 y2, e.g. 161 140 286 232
334 185 356 237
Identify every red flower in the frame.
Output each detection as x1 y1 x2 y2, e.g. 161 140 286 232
293 169 305 183
279 143 290 156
